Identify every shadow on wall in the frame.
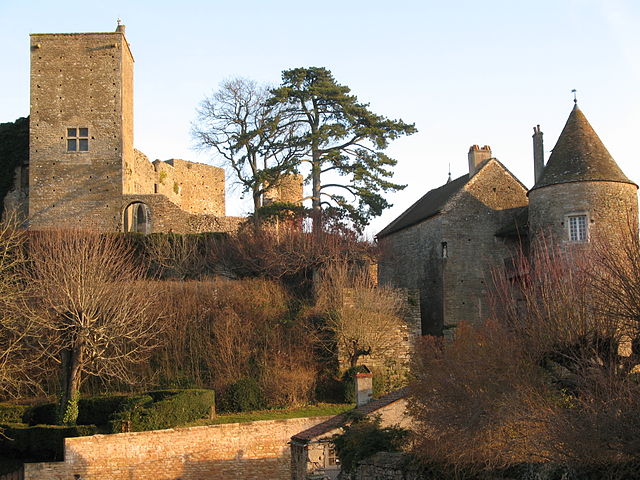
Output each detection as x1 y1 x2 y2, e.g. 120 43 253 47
26 447 294 480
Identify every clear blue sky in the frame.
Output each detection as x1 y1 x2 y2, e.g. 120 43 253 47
2 0 639 236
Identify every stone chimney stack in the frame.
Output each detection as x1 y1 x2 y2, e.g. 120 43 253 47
468 145 492 176
116 19 126 34
355 367 373 407
533 125 544 184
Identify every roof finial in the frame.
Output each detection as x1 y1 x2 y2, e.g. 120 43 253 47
447 163 452 183
117 18 122 26
572 89 577 108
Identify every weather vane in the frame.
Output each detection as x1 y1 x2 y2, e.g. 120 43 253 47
117 18 122 26
572 89 577 105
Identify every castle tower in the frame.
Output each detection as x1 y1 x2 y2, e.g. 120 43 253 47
28 23 134 230
528 104 638 244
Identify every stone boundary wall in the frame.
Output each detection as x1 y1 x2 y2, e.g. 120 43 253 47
24 416 333 480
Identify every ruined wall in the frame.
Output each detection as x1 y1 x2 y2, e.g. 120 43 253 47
528 181 638 245
24 416 332 480
440 160 528 329
264 173 304 205
125 149 155 194
29 31 132 230
121 194 242 233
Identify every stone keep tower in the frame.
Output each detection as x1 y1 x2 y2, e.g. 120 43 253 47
28 23 133 229
528 104 638 244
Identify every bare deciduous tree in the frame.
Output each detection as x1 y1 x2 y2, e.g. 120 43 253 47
24 230 163 424
193 78 303 217
316 262 405 368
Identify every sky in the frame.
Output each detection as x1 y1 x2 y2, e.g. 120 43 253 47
2 0 639 237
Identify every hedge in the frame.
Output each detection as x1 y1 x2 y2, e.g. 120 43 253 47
23 402 57 426
0 423 96 461
0 403 29 423
111 389 215 432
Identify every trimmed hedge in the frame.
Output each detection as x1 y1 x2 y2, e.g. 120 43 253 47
112 389 215 432
218 377 264 413
23 402 57 426
0 423 96 461
0 403 28 423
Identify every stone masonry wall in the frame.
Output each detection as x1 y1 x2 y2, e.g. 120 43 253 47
29 31 131 231
528 181 639 245
440 160 528 329
378 216 444 335
24 416 332 480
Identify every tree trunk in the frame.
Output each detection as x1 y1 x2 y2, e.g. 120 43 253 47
59 346 83 425
311 149 322 234
252 188 262 226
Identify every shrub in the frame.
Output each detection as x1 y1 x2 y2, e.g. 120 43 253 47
0 403 28 423
77 394 144 426
331 415 408 474
0 423 96 461
219 378 265 413
110 390 215 432
23 402 57 426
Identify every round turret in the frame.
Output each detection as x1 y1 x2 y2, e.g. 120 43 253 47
528 105 638 244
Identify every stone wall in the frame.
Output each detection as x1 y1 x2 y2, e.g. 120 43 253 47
440 161 527 330
24 416 332 480
378 160 527 334
528 181 639 245
264 174 304 205
121 194 242 233
29 31 132 231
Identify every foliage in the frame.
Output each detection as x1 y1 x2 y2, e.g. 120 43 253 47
269 67 416 231
118 389 215 432
193 78 303 215
0 117 28 215
331 415 409 474
0 403 28 423
218 377 265 413
0 423 96 461
23 402 57 426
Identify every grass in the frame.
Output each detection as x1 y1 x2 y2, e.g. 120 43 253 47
185 402 353 427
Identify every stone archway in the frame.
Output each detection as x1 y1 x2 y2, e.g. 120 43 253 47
123 202 152 234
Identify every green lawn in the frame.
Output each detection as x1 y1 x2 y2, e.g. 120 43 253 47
186 403 353 427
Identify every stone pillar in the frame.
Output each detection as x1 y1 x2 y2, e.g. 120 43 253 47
355 370 373 407
533 125 544 184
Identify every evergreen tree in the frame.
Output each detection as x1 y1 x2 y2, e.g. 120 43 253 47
269 67 416 232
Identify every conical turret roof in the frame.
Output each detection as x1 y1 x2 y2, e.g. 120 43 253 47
531 105 636 190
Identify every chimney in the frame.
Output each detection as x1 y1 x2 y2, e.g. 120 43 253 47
355 367 373 407
533 125 544 184
468 145 492 176
116 19 126 34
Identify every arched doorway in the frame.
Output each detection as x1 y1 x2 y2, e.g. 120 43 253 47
123 202 152 234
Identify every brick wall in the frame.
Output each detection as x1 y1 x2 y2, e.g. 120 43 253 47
24 416 332 480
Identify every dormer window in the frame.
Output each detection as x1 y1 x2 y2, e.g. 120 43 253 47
567 214 588 242
67 128 89 152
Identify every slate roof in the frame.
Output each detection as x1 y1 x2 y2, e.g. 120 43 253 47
494 206 529 238
290 387 409 443
377 174 469 238
531 105 636 191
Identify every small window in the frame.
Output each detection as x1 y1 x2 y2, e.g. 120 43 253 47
67 127 89 152
568 214 588 242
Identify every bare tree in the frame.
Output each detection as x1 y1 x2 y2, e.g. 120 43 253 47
0 218 41 398
316 262 405 368
24 230 163 424
193 78 303 217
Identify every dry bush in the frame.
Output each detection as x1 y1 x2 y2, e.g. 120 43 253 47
315 261 406 369
410 233 640 475
143 233 206 279
151 278 317 407
409 321 555 470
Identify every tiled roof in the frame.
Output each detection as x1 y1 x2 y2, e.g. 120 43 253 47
531 106 636 191
291 387 409 442
377 175 469 238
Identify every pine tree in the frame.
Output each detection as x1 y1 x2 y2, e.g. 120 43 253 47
269 67 416 232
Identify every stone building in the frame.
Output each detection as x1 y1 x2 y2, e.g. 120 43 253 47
4 24 301 233
377 103 638 335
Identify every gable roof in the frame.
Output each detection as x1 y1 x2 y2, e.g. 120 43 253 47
531 105 636 191
377 174 469 239
291 387 409 443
